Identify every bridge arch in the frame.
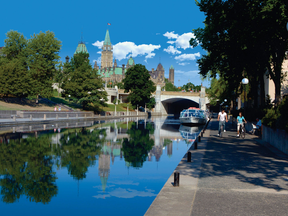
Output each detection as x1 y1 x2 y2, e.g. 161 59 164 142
160 98 199 116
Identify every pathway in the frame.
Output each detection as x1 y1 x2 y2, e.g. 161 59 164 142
146 119 288 216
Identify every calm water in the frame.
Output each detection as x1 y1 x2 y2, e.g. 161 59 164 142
0 117 202 216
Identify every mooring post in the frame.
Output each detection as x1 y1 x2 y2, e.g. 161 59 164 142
174 171 180 186
187 152 192 162
198 135 201 142
194 141 198 150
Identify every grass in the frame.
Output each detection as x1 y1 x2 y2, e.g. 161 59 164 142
49 96 82 110
0 98 69 111
101 103 132 112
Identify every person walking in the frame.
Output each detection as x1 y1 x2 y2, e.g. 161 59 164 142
58 106 61 112
218 109 228 136
54 106 57 112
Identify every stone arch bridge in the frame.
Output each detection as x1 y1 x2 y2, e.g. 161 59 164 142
105 85 210 115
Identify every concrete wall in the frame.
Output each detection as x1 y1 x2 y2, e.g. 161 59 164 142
262 125 288 155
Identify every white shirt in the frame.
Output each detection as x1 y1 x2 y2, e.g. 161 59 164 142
218 112 227 121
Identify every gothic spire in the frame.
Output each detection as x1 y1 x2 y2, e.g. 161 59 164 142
104 29 111 46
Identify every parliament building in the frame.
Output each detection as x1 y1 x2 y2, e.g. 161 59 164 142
74 30 175 87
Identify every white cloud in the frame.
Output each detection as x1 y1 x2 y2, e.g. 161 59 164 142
163 31 179 39
175 33 196 50
97 51 101 54
175 70 199 75
92 40 160 62
93 188 157 199
93 56 101 64
92 41 103 49
174 52 200 61
178 62 190 66
164 32 196 50
164 46 181 55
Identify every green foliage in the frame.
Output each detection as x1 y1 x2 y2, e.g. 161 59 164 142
62 52 108 112
0 135 57 204
146 97 155 110
57 128 105 180
181 82 201 92
164 79 179 91
0 30 61 99
262 98 288 132
123 64 156 109
191 0 288 105
122 122 154 168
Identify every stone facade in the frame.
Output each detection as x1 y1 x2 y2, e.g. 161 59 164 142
169 65 174 85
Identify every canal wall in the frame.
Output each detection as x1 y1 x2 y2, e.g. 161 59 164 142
262 125 288 155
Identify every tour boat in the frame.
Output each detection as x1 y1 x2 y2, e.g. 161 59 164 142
179 107 207 125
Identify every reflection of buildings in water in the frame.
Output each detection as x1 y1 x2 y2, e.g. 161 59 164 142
98 142 122 191
167 143 173 157
98 153 110 192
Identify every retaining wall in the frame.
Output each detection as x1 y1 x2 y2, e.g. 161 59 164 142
262 125 288 155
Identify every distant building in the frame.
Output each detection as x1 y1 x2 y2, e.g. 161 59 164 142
169 65 174 85
74 41 88 55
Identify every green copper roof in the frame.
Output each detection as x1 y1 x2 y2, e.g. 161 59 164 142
115 68 122 75
74 43 88 54
128 57 134 66
100 176 108 192
170 65 174 69
104 30 111 46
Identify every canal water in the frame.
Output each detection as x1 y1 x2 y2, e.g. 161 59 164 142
0 117 203 216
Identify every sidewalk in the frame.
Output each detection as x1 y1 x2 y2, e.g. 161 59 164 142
146 119 288 216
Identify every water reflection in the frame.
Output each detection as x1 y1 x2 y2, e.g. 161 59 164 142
0 135 57 204
0 117 203 209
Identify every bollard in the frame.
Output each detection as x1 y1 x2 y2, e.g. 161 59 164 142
30 115 32 121
187 152 192 162
201 131 203 137
44 114 46 120
174 171 180 186
56 114 58 119
194 141 198 150
198 135 201 142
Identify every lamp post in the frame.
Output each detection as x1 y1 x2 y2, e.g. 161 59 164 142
68 95 71 102
242 78 249 110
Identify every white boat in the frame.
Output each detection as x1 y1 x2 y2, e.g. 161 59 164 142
179 107 207 125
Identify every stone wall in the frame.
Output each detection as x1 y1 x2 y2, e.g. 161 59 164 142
262 125 288 155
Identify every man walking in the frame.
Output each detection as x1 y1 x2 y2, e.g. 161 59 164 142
218 109 228 136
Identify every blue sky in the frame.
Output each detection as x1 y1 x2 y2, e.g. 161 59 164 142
1 0 208 87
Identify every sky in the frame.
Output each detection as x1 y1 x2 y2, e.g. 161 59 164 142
0 0 208 87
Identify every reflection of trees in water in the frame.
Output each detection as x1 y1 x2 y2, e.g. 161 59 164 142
0 136 57 204
122 122 154 168
56 128 106 180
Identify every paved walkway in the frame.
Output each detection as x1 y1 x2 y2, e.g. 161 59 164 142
146 119 288 216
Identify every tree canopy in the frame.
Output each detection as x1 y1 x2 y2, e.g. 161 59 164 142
61 52 108 112
123 64 156 109
0 30 61 99
190 0 288 105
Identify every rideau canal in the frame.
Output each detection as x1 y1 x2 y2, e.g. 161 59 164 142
0 117 203 215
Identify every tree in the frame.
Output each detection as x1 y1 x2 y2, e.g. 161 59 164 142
62 52 108 112
164 78 179 91
0 31 31 98
123 64 156 109
27 31 62 102
190 0 288 105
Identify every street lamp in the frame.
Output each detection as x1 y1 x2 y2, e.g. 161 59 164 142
242 78 249 112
